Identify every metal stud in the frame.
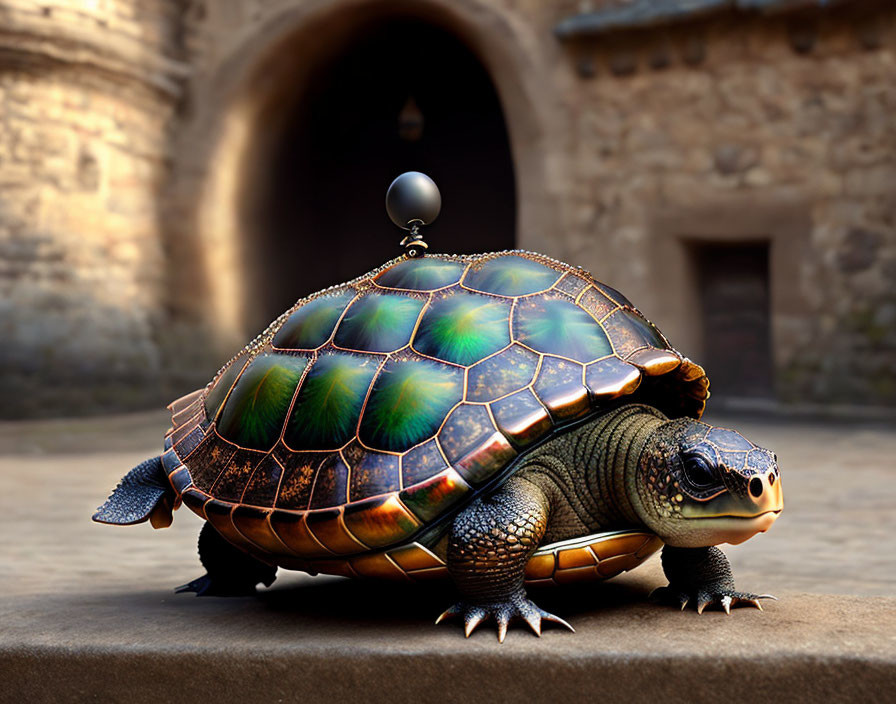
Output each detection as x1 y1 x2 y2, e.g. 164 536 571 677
385 172 441 258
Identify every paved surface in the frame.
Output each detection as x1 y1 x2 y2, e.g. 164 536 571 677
2 410 895 702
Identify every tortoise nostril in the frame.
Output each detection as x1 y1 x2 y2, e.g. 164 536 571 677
749 477 763 498
768 473 776 486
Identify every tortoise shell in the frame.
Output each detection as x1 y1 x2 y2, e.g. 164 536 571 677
162 251 707 577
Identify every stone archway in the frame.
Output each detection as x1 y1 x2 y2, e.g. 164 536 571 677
244 17 517 329
168 0 560 353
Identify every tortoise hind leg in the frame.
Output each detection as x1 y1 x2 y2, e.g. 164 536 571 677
176 522 277 597
438 476 574 642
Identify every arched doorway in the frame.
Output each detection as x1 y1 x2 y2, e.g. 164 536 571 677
244 17 517 329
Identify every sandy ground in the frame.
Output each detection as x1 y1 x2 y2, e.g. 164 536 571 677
2 409 895 704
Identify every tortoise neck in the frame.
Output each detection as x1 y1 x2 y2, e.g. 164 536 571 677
517 404 666 538
585 404 666 526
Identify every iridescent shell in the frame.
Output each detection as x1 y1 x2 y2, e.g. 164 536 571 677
162 252 708 577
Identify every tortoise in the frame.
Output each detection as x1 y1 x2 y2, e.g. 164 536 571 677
94 177 782 641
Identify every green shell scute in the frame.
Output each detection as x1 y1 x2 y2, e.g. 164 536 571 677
204 352 248 421
335 292 425 353
285 352 380 450
514 296 613 363
217 354 309 451
376 258 466 290
464 255 561 296
273 290 355 350
413 291 511 366
359 358 464 452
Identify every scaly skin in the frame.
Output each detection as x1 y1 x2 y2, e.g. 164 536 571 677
438 404 777 640
652 546 775 614
440 476 573 642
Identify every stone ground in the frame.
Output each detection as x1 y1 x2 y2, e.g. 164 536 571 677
1 410 895 702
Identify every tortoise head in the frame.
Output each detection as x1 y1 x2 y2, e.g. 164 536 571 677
634 419 782 548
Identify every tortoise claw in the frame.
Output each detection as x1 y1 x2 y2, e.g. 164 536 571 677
435 603 461 625
654 584 777 615
436 595 573 642
521 609 542 637
540 611 575 633
464 608 488 638
496 612 510 643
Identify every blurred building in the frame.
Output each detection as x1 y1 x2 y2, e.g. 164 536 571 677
0 0 894 417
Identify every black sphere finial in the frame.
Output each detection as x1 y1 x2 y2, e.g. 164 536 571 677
386 171 441 258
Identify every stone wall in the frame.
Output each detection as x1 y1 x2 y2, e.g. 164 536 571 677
0 1 190 416
552 4 896 405
2 0 894 416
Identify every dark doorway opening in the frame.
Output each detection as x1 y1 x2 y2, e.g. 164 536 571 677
248 18 517 329
692 241 773 399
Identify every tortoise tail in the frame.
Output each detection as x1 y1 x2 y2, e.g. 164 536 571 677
92 455 175 529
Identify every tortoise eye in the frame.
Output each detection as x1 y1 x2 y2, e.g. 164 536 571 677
682 454 717 488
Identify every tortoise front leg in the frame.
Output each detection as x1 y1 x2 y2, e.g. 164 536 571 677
438 476 573 642
651 545 776 614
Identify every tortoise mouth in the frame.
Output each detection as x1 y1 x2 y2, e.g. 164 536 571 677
691 510 782 546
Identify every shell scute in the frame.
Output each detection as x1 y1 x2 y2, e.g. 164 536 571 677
585 356 642 399
534 356 590 422
359 358 464 452
284 352 380 451
490 388 552 448
169 467 192 495
308 455 350 510
274 452 321 510
273 290 355 350
466 343 539 403
595 282 634 308
241 454 284 508
399 468 471 523
627 348 681 375
212 448 266 502
174 425 205 459
305 508 367 553
270 511 332 558
514 295 613 363
553 272 591 299
375 257 466 290
413 290 511 366
217 354 309 451
578 286 618 323
184 434 235 491
438 404 517 486
204 499 243 547
400 438 449 487
203 352 249 421
334 292 425 353
342 495 421 549
232 506 286 554
348 451 401 502
604 308 668 357
464 254 561 296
